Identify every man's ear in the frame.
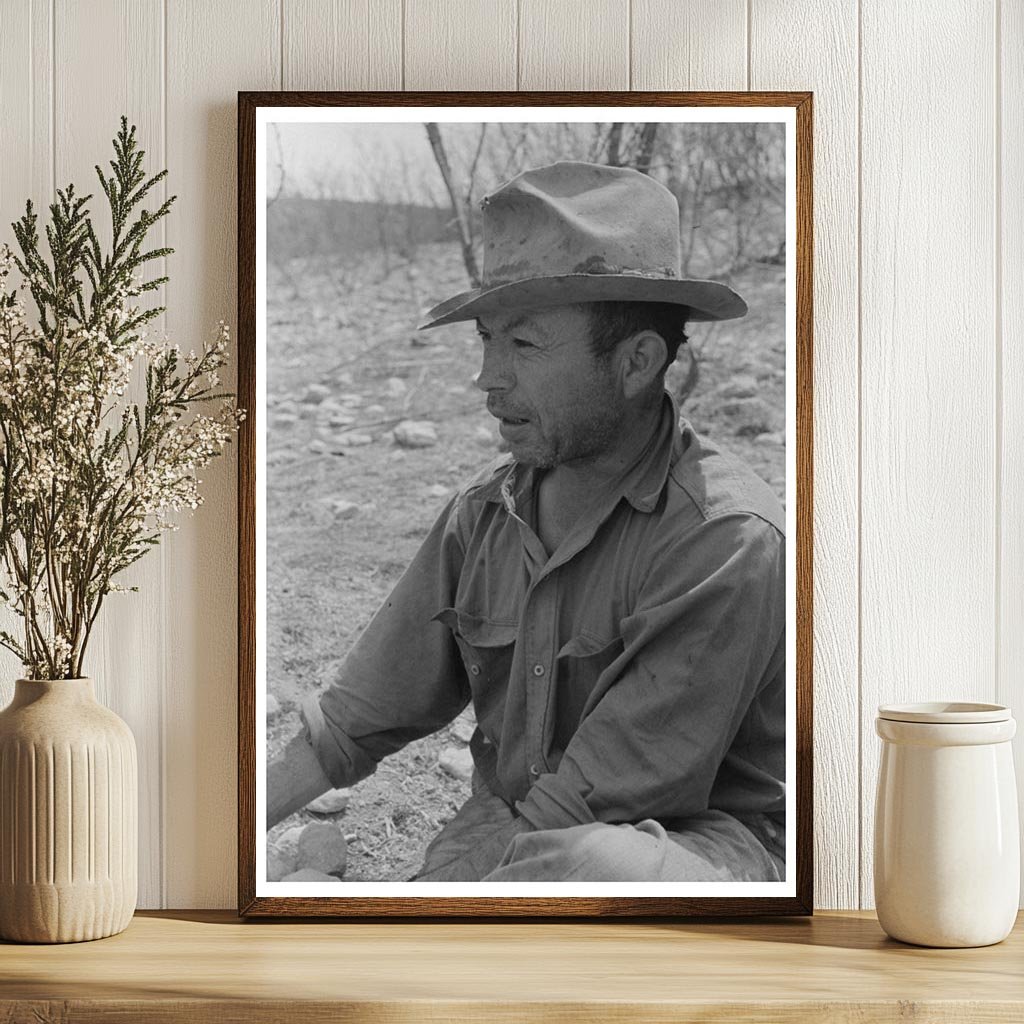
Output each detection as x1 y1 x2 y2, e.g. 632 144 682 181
618 330 668 399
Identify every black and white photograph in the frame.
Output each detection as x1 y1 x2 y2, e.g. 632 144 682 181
242 98 808 913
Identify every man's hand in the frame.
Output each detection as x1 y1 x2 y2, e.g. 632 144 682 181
413 816 534 882
267 730 334 829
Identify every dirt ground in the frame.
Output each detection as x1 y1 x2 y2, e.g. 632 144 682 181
265 242 786 881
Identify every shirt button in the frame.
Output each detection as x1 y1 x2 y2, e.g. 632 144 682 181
532 664 545 677
470 664 480 676
529 763 540 777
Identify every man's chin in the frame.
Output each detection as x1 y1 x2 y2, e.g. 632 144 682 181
497 437 555 469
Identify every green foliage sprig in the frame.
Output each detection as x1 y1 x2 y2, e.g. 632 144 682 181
0 117 243 679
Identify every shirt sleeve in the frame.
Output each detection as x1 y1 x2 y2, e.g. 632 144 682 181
300 493 472 790
514 511 786 831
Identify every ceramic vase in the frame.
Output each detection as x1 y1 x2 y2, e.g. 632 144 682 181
874 701 1019 948
0 678 137 943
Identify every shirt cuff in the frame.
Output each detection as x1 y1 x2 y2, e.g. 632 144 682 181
513 772 596 832
299 692 377 791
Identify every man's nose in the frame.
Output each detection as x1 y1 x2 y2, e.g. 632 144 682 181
473 343 514 392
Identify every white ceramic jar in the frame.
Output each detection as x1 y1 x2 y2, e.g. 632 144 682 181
874 702 1019 947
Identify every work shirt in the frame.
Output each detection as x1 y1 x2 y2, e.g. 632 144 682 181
302 392 787 835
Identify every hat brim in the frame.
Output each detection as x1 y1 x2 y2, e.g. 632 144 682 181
418 274 747 330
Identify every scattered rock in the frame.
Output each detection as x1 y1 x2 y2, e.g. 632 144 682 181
366 404 386 415
754 431 786 446
306 788 351 814
720 375 760 400
266 694 282 719
297 822 348 876
324 410 356 428
438 745 474 782
427 484 450 499
330 500 361 520
279 825 306 853
338 393 364 406
309 439 328 454
394 420 437 448
280 869 341 882
386 377 408 397
473 425 495 444
273 412 298 428
450 717 475 744
267 845 297 881
301 384 332 405
330 432 374 448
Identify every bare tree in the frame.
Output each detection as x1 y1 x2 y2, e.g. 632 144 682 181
268 124 287 206
425 122 482 287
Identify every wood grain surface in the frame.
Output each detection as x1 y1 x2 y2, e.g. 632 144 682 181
750 0 860 912
163 0 280 909
1 910 1023 1023
51 0 167 914
631 0 747 91
405 0 517 90
283 0 402 91
858 1 999 910
1000 0 1024 901
519 0 630 91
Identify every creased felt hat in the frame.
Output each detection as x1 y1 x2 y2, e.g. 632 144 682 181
419 161 747 330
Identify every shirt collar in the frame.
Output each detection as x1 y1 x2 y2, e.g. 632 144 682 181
471 391 684 516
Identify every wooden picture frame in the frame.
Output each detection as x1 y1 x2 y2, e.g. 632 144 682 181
238 91 813 917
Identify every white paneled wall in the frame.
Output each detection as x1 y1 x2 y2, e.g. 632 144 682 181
0 0 1018 910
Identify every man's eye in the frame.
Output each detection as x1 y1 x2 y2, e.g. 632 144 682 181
512 338 534 349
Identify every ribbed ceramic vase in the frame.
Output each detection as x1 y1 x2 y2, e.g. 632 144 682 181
0 678 137 943
874 702 1019 948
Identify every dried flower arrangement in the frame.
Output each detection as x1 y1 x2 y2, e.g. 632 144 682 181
0 117 242 679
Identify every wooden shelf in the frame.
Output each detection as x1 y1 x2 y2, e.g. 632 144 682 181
2 910 1022 1022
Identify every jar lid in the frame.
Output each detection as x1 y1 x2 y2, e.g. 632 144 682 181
877 701 1011 724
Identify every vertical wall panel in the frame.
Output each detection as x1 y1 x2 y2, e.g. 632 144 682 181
0 0 1019 912
164 0 280 908
405 0 516 90
0 0 53 700
284 0 402 90
50 0 166 909
0 0 51 230
860 0 998 908
750 1 860 910
1000 0 1024 902
631 1 746 90
519 0 629 90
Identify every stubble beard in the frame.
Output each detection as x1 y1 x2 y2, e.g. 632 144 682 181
514 374 626 470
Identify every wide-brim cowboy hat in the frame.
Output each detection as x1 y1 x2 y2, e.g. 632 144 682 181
419 161 747 330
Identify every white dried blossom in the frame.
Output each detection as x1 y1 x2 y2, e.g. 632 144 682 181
0 255 243 677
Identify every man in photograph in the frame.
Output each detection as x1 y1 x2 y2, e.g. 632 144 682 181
268 160 786 883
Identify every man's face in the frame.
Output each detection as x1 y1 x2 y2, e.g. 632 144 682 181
473 304 625 469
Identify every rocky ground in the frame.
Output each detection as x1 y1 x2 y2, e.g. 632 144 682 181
264 241 786 882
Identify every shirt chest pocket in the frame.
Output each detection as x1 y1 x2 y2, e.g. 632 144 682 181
433 608 518 725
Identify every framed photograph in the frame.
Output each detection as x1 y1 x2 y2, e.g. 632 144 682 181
238 91 813 917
